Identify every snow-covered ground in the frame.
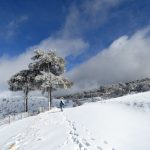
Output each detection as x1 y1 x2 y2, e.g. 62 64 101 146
0 91 74 120
0 91 150 150
0 91 49 119
107 91 150 112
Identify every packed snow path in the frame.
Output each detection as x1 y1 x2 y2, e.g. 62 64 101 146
0 92 150 150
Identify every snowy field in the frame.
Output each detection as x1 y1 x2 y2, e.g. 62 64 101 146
0 91 150 150
0 91 50 119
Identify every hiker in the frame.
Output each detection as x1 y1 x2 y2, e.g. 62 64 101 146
60 97 65 111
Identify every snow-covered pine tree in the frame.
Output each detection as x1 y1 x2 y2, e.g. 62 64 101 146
29 49 65 75
29 49 72 110
8 69 41 112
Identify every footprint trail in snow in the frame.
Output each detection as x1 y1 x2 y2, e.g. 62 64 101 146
63 112 116 150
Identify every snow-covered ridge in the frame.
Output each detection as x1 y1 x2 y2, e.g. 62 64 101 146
62 78 150 99
106 91 150 112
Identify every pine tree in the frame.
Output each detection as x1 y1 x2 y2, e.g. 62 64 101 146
8 69 41 112
29 50 72 110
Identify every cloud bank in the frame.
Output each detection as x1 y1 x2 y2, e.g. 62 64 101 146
0 36 88 91
0 0 122 92
61 27 150 94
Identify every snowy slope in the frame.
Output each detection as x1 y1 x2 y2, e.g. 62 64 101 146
0 91 49 119
0 91 150 150
0 91 74 119
107 91 150 112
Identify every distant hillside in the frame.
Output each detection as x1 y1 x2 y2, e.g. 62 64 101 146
0 96 48 119
61 78 150 100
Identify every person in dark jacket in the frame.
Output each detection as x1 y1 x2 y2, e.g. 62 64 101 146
60 97 65 111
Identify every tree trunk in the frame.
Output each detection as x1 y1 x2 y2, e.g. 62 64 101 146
47 62 52 110
48 87 52 110
24 88 29 112
50 87 52 109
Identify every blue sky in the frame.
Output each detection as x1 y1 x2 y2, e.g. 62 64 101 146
0 0 68 56
0 0 150 69
1 0 150 92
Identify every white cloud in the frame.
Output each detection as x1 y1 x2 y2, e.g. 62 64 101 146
34 37 88 58
0 36 88 91
0 50 33 91
60 27 150 94
0 0 123 92
61 0 123 37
